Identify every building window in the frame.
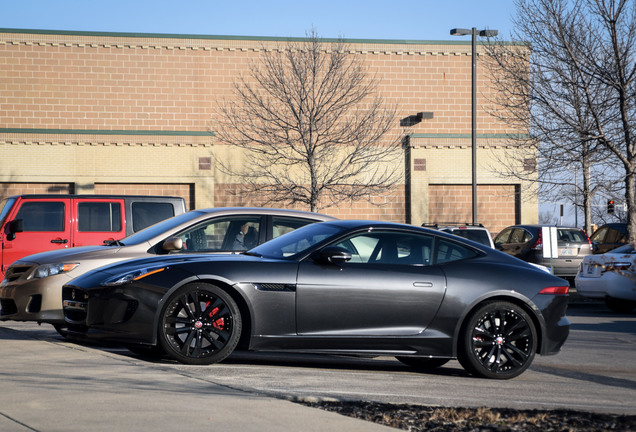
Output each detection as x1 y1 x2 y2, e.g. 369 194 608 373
199 157 211 170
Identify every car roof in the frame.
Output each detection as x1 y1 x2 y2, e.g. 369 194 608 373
504 224 582 230
191 207 337 221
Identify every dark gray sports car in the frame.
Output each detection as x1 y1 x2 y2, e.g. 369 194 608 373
63 220 571 379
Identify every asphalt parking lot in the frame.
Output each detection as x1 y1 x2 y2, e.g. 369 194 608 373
1 301 634 431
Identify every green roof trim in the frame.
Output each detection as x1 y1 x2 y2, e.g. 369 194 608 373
408 133 529 139
0 128 214 136
0 27 507 46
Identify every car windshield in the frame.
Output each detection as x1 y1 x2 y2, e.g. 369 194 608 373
249 222 346 259
0 197 16 226
117 210 209 245
557 228 588 244
447 229 491 246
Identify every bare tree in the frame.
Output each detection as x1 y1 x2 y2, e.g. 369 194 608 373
213 30 401 212
483 0 631 235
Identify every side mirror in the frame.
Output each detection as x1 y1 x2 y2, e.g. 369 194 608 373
317 246 352 265
6 219 23 240
162 236 184 252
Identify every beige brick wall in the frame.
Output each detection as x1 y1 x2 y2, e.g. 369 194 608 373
0 30 535 225
428 184 518 235
94 183 194 209
0 183 74 201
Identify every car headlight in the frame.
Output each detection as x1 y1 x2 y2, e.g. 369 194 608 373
102 267 165 286
31 263 79 279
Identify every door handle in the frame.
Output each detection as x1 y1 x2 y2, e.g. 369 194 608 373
51 238 68 244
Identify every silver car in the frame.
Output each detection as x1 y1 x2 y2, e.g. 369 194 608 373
0 207 335 334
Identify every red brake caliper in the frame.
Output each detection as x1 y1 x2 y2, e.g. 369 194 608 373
206 301 225 330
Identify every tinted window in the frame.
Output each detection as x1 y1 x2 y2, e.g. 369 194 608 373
16 201 65 231
494 228 513 244
447 229 491 246
176 216 261 252
78 202 122 232
605 227 625 244
132 202 176 232
435 238 478 264
590 227 608 243
272 216 316 239
510 228 530 243
333 231 434 265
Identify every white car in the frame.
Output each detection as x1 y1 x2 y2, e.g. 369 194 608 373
575 244 636 313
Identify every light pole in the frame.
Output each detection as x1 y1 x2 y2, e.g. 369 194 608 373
450 27 498 224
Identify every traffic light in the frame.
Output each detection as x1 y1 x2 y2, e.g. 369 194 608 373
608 199 615 214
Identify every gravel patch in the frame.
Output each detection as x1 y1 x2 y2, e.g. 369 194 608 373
299 400 636 431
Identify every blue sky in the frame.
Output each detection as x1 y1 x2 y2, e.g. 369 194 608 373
0 0 516 41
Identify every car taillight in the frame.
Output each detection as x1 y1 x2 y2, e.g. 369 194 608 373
538 286 569 295
580 229 593 251
531 230 543 250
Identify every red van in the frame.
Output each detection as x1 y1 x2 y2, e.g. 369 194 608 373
0 194 186 278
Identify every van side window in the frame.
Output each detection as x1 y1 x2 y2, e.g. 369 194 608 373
16 202 65 231
78 202 122 232
132 202 176 232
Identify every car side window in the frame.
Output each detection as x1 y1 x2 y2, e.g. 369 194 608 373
272 216 315 239
591 227 607 243
332 231 433 266
435 238 478 264
606 228 623 244
176 216 261 252
494 228 512 244
15 201 65 231
78 202 122 232
509 228 527 243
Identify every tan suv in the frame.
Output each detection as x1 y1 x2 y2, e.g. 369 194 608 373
0 207 336 335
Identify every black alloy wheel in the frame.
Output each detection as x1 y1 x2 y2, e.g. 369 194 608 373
395 356 450 370
159 283 241 365
458 301 537 379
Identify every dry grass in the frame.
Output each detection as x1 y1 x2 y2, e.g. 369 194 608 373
300 400 636 431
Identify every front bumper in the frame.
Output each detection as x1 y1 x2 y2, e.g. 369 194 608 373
0 269 73 324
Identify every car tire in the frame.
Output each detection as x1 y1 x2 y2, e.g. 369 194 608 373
395 356 450 370
158 282 241 365
458 301 537 379
53 324 69 338
605 296 636 314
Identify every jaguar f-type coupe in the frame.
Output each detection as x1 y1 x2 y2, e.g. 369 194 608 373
63 220 571 379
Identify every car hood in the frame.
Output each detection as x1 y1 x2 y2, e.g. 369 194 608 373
89 252 265 276
13 244 134 265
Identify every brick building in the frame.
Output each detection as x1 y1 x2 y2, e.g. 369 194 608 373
0 28 537 234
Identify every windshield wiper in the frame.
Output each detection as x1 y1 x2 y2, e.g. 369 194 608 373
242 251 262 257
104 239 125 246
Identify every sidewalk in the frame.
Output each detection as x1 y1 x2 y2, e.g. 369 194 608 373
0 323 394 432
